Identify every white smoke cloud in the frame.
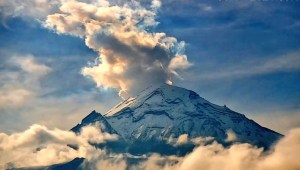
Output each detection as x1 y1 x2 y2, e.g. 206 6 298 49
1 0 192 98
45 0 191 98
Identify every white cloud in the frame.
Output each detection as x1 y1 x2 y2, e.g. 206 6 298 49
0 53 119 133
0 89 32 108
139 128 300 170
0 55 51 109
175 134 188 145
225 129 237 142
0 0 61 21
0 124 117 169
12 55 52 75
88 128 300 170
258 128 300 170
250 110 300 134
1 124 300 170
151 0 161 9
168 134 214 146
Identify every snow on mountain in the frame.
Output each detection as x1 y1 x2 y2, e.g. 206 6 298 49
72 84 282 149
71 110 117 135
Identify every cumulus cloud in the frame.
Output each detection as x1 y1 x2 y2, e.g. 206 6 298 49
81 128 300 170
45 0 191 98
1 125 300 170
83 153 127 170
0 124 117 169
168 134 214 146
138 128 300 170
174 134 188 145
225 129 237 142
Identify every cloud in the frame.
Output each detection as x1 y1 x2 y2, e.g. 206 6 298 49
45 0 191 98
0 51 121 133
0 124 117 169
174 134 188 145
0 55 51 109
168 134 214 146
1 124 300 170
191 51 300 81
86 128 300 170
169 54 192 71
168 143 262 170
138 128 300 170
259 128 300 170
11 56 52 75
0 0 109 25
0 89 32 109
225 129 237 142
251 110 300 134
83 153 127 170
0 0 61 22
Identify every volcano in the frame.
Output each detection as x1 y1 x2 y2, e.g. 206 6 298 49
72 84 282 153
12 84 283 170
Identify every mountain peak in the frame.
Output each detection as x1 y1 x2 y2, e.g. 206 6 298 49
104 84 207 117
71 110 117 134
73 84 282 150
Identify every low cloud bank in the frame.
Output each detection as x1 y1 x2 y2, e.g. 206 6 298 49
0 124 117 169
1 125 300 170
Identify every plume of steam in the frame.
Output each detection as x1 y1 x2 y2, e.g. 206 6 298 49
45 0 191 98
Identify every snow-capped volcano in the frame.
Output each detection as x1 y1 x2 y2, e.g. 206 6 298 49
72 84 282 150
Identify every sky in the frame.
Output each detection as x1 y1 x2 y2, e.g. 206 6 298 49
0 0 299 135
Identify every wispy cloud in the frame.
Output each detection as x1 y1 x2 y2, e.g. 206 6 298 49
0 55 51 109
0 0 60 22
190 51 300 81
251 110 300 134
0 53 119 133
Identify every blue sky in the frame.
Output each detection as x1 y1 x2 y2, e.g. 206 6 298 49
0 0 299 134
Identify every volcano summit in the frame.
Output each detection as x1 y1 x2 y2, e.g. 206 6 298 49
72 84 282 154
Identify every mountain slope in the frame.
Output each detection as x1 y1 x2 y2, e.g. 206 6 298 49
11 158 84 170
73 84 282 149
